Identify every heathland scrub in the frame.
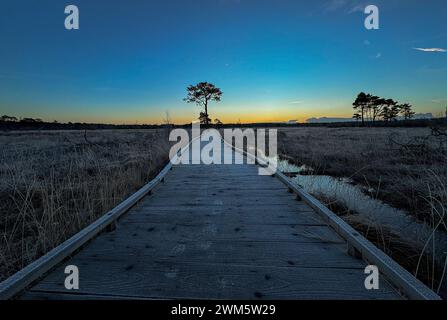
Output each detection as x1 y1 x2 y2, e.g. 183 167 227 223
277 126 447 294
0 129 171 282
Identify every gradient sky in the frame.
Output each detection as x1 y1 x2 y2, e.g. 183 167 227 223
0 0 446 124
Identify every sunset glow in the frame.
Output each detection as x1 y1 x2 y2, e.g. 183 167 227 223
1 0 446 124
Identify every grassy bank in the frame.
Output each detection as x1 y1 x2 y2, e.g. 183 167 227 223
0 129 171 282
278 127 447 226
278 127 447 295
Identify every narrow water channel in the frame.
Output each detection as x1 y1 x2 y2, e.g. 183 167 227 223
276 158 447 265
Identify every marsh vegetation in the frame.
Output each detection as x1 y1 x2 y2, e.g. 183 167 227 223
1 125 446 297
278 126 447 295
0 129 170 282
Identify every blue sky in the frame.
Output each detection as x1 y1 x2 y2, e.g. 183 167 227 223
0 0 446 123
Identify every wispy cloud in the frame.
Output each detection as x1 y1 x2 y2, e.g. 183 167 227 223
432 98 447 104
369 52 382 59
413 47 447 53
289 100 303 104
347 4 366 14
324 0 347 12
324 0 368 14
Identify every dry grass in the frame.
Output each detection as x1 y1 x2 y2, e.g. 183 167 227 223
278 126 447 296
0 129 171 282
278 127 447 226
2 126 446 297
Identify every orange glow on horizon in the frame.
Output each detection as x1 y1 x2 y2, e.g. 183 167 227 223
33 105 356 125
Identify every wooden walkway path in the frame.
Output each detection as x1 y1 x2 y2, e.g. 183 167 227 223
1 139 440 299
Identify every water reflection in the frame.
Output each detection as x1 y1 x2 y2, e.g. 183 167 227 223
277 158 447 263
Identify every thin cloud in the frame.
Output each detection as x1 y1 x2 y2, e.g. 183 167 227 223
413 47 447 53
432 99 447 104
324 0 368 14
347 4 366 14
289 100 303 104
324 0 347 12
369 52 382 59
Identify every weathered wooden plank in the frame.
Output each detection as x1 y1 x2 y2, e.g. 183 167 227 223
152 186 290 195
129 201 322 214
123 208 323 226
55 236 364 269
134 201 313 211
29 261 400 300
108 221 345 243
21 291 148 300
141 195 299 207
223 139 440 300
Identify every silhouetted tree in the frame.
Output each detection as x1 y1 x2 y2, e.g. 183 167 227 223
184 82 222 126
198 112 212 125
381 99 399 122
214 118 223 126
21 118 37 123
400 103 415 120
352 92 370 126
1 115 18 122
353 93 417 125
370 96 387 123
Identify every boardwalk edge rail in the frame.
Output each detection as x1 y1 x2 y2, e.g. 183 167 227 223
223 138 441 300
0 139 194 300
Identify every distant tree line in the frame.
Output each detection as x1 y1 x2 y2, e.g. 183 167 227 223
352 92 415 126
1 115 45 123
0 115 164 131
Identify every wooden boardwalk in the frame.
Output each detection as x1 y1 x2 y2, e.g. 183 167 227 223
13 140 410 300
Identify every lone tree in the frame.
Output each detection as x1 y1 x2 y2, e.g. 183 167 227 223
184 82 222 126
198 112 212 125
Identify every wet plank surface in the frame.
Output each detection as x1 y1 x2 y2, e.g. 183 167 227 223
22 143 403 300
